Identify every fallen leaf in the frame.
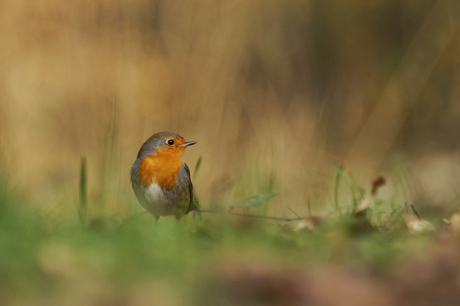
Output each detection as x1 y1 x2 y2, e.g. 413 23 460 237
402 214 435 233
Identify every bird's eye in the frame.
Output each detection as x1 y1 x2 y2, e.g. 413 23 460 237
167 139 175 145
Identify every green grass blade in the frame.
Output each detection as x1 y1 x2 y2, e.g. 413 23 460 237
193 156 202 179
79 156 87 225
333 164 343 215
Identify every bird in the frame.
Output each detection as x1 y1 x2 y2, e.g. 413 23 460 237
130 131 197 222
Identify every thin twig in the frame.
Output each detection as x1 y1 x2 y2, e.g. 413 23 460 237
197 209 306 221
287 207 301 218
410 204 421 220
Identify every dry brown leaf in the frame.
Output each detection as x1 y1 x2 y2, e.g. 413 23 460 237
402 214 435 233
354 175 386 213
448 212 460 232
354 196 372 213
293 216 322 232
371 176 386 196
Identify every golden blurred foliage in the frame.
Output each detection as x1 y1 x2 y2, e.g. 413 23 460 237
1 0 460 217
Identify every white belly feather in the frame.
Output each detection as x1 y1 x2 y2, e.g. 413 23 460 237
141 182 171 216
144 182 164 205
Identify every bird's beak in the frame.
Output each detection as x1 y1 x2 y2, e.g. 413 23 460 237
181 141 196 147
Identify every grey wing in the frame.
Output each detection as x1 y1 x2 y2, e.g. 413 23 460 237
184 163 198 213
132 183 148 207
131 160 159 219
131 162 144 203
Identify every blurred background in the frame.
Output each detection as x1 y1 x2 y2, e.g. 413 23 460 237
1 0 460 219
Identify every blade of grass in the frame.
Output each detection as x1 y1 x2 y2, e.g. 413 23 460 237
79 157 87 225
333 164 343 215
333 163 361 208
193 156 202 179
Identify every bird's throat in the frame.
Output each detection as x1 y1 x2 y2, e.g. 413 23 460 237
137 148 183 191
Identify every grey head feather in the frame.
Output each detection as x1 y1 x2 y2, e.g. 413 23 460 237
136 131 184 159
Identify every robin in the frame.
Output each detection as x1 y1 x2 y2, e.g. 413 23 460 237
130 131 198 222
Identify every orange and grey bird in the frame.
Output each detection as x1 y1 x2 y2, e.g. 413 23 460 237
130 132 197 222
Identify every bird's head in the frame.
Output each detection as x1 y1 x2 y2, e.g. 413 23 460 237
137 131 196 160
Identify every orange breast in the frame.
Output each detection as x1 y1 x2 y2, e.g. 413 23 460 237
137 147 184 191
